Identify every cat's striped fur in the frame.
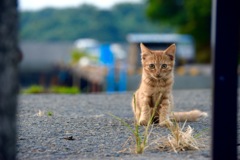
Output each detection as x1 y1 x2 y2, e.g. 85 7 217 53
132 43 207 126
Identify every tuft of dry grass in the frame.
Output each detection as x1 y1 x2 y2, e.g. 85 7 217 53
36 110 45 117
157 120 201 153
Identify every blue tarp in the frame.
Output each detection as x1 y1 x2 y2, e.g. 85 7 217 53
100 44 127 92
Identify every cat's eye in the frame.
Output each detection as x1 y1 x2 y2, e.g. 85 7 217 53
161 64 167 69
149 64 155 69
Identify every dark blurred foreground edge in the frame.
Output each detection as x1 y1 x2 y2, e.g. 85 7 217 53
0 0 19 160
211 0 239 159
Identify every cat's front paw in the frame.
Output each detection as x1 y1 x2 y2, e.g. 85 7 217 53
159 119 173 127
139 119 148 126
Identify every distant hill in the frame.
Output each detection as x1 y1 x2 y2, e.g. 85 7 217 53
19 2 172 43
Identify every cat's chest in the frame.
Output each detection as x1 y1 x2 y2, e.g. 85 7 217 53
147 90 165 108
142 86 166 98
145 80 167 94
151 86 166 95
140 76 172 95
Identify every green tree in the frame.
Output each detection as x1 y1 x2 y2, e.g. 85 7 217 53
20 3 166 43
146 0 211 63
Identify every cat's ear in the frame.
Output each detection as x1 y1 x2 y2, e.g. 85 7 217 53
140 43 151 60
164 44 176 61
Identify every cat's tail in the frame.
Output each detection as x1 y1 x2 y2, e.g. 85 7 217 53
170 109 208 122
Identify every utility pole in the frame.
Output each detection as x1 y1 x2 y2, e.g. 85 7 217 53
211 0 239 159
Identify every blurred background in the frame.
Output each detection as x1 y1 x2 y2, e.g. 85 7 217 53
18 0 212 94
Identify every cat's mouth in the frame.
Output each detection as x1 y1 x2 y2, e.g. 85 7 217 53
152 75 162 79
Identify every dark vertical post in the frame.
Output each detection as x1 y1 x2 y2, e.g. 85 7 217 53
0 0 18 159
211 0 239 159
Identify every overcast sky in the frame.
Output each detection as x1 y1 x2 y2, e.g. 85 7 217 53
19 0 142 11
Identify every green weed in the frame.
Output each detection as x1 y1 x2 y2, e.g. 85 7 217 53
109 93 162 154
22 85 80 94
22 85 45 94
47 111 53 116
49 86 80 94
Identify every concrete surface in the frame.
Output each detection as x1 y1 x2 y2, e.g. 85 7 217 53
17 90 213 159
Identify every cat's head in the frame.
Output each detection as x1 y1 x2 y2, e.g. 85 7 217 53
140 43 176 80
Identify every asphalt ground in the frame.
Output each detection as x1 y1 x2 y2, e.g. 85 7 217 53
17 90 212 160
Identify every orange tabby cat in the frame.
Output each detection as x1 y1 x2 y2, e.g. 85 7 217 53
132 43 207 126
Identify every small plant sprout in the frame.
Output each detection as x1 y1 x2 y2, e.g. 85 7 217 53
47 111 53 116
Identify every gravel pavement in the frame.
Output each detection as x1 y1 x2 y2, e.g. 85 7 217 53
17 90 211 160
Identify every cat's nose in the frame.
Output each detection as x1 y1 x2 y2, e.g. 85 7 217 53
156 74 161 78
